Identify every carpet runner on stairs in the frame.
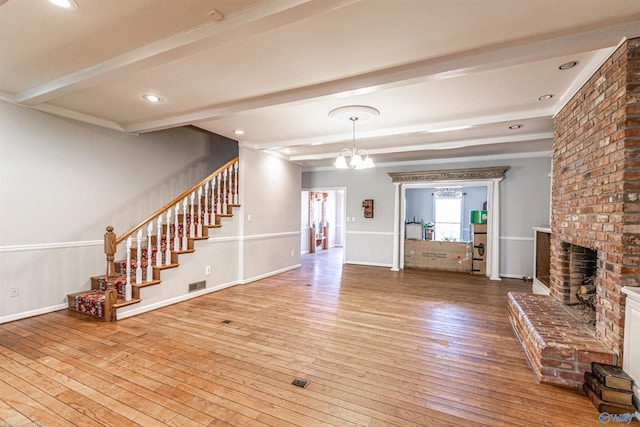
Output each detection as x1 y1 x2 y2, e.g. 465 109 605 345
69 203 239 320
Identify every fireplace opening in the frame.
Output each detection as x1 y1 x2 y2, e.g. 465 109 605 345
564 244 597 331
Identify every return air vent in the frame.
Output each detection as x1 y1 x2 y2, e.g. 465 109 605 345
188 280 206 292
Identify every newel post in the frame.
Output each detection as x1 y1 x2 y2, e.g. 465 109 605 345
104 226 118 321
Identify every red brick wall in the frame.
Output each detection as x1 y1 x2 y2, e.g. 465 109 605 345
552 37 640 355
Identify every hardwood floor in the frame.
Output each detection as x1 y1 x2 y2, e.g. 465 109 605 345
0 248 607 426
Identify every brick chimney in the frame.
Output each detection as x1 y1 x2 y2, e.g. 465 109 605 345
552 37 640 356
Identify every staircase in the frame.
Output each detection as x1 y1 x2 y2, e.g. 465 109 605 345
67 158 240 321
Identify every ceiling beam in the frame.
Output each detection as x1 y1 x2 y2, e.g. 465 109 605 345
15 0 362 105
245 109 554 150
288 131 553 161
124 19 640 134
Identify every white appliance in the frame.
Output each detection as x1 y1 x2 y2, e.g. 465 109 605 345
622 286 640 406
406 223 422 240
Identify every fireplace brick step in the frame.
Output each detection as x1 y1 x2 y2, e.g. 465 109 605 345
507 292 616 388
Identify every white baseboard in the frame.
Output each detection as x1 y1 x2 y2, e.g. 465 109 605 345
345 260 393 268
116 280 240 320
500 273 529 280
119 263 302 319
2 264 304 324
241 264 302 284
0 303 68 324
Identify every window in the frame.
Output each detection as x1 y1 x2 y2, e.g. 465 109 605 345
434 197 462 241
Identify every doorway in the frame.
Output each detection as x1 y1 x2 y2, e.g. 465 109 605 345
301 188 346 262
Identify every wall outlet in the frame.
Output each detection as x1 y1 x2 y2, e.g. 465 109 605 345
205 265 212 275
291 250 295 257
10 286 19 297
247 214 252 222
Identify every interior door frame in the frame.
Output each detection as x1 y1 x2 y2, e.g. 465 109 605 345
394 178 502 280
301 186 347 263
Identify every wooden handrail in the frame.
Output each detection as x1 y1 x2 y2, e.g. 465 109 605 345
115 157 238 244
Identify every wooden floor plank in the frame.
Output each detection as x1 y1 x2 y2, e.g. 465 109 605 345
0 248 609 426
0 364 104 427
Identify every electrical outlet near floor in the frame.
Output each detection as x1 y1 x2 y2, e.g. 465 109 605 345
205 265 212 275
10 286 19 297
291 250 295 257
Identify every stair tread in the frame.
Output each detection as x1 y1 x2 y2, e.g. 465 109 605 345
113 298 141 308
68 290 97 298
154 263 179 270
132 279 161 288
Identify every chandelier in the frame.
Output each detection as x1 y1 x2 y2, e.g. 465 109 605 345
329 105 379 169
433 187 463 199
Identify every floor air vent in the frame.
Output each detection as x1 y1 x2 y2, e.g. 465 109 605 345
188 281 206 292
292 378 309 388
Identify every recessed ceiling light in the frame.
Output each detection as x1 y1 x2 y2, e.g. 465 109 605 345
48 0 78 9
538 94 554 101
509 124 523 130
559 61 578 70
234 130 244 136
142 94 162 103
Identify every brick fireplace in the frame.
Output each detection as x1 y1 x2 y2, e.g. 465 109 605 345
508 37 640 388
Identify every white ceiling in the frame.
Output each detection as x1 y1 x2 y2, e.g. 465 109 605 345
2 0 640 170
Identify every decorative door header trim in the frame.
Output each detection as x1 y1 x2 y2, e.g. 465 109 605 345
388 166 509 183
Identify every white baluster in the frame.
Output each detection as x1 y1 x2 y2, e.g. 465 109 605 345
182 197 188 250
228 167 233 207
146 222 153 281
125 236 132 301
204 180 210 226
156 216 162 267
135 229 142 284
165 209 171 265
174 203 180 251
197 186 203 237
233 162 239 205
222 168 228 214
216 174 222 215
190 192 196 238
